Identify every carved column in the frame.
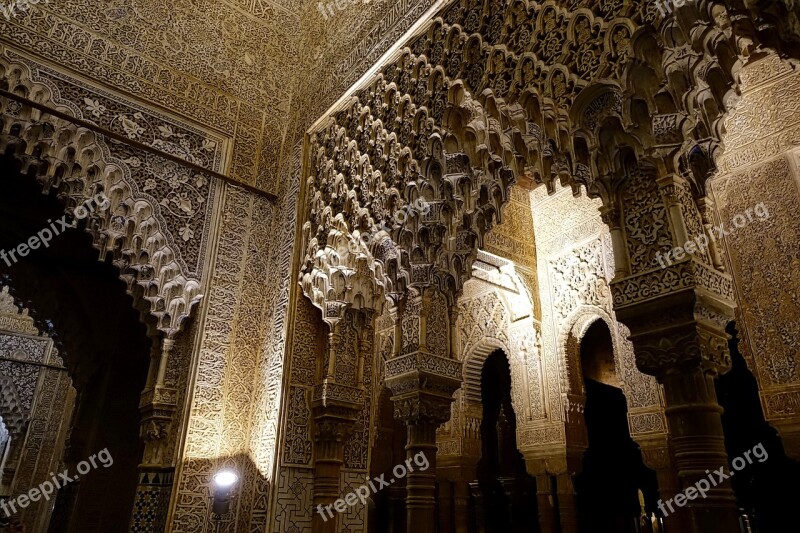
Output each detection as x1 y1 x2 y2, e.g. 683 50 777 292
311 308 372 533
600 204 629 279
612 278 740 532
385 291 462 533
311 404 361 533
524 456 582 533
130 337 178 533
598 159 741 532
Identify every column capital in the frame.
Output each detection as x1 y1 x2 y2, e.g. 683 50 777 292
598 204 622 230
385 351 462 425
139 385 177 467
392 394 454 425
611 257 735 377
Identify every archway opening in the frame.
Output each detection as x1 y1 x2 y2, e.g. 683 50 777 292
474 349 538 533
0 154 152 532
574 320 658 533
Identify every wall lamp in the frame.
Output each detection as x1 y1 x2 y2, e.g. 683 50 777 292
211 470 239 516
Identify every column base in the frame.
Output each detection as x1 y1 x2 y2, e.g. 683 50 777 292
129 466 174 533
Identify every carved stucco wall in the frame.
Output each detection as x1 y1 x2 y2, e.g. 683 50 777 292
530 182 664 453
710 53 800 458
0 0 300 193
170 164 306 532
0 42 299 531
483 184 541 320
0 286 75 533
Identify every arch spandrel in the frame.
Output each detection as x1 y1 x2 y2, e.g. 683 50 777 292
0 56 213 339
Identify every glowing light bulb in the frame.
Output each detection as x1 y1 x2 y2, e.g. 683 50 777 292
213 470 239 489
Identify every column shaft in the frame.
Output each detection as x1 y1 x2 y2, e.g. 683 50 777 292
406 422 438 532
535 475 558 533
661 369 738 532
555 473 578 533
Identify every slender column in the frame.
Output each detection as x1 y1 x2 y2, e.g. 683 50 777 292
452 481 471 533
386 485 406 533
608 159 741 533
312 410 359 533
555 473 579 533
437 481 454 533
385 289 462 533
534 474 558 533
600 205 629 279
698 197 725 271
658 175 690 247
661 367 736 530
311 309 370 533
468 482 486 533
654 465 685 531
640 442 686 531
406 421 438 529
388 392 455 533
131 336 177 533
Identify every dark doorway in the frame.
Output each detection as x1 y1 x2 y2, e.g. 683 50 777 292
474 350 539 533
575 321 658 533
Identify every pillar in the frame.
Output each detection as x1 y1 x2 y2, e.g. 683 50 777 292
603 164 743 532
534 474 557 533
311 407 360 533
130 337 177 532
554 473 578 533
452 481 471 533
613 284 740 533
639 441 686 532
311 308 372 532
384 287 462 533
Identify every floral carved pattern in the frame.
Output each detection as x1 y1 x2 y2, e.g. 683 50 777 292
1 58 215 337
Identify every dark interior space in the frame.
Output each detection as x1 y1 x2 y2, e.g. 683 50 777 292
717 322 800 533
474 349 539 533
575 321 659 533
0 154 152 532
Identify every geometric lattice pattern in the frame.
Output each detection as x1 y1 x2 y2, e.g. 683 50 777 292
130 469 174 533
